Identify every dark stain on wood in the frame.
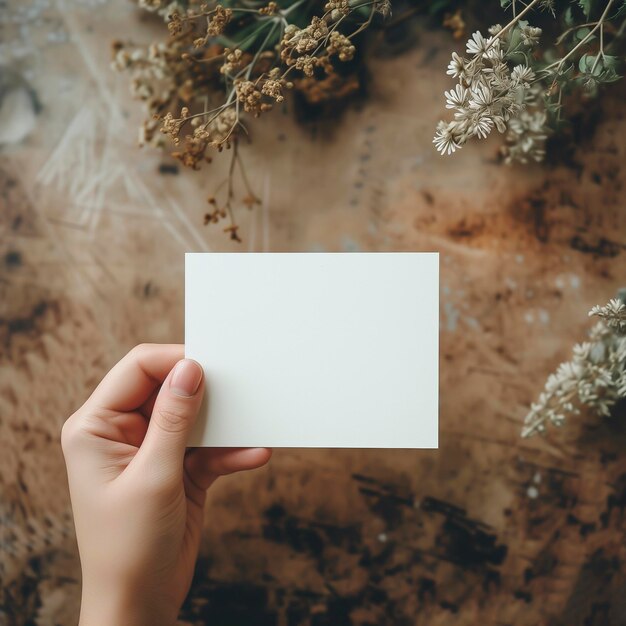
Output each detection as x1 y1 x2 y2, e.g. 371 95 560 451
570 235 623 258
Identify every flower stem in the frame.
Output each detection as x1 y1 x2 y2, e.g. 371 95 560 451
543 0 615 75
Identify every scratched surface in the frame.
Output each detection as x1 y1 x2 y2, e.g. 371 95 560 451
1 1 626 625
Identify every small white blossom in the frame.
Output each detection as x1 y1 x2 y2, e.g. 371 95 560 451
472 114 494 139
444 84 469 109
435 21 547 161
522 296 626 438
485 40 504 62
466 30 493 56
511 64 535 85
469 83 494 109
446 52 468 79
520 23 542 47
433 122 460 155
590 299 626 333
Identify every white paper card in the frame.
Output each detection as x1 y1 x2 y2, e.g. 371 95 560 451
186 252 439 448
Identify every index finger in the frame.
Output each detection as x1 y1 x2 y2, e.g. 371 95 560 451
85 343 184 412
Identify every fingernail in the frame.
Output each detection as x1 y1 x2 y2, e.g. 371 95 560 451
170 359 203 397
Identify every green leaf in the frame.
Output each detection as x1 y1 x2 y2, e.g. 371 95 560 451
564 6 574 25
579 54 622 80
217 18 279 52
575 26 590 40
572 26 596 45
578 53 595 72
353 4 371 18
506 24 522 51
599 67 621 83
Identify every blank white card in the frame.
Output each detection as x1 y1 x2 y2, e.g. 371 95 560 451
185 253 438 448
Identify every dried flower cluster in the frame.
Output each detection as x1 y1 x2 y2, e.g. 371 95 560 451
114 0 391 240
433 29 545 160
522 295 626 438
590 298 626 332
115 0 624 240
436 0 624 163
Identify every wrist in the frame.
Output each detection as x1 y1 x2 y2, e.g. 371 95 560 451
80 580 178 626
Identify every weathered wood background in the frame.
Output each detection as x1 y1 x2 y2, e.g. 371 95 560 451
1 1 626 624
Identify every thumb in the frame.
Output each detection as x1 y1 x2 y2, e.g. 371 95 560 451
136 359 204 481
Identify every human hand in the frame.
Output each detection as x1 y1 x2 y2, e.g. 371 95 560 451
61 344 271 626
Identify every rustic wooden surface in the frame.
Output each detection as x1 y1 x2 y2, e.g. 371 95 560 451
2 2 626 625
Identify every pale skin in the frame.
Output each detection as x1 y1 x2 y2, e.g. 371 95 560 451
61 344 272 626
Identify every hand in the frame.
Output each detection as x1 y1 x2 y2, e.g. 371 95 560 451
61 344 271 626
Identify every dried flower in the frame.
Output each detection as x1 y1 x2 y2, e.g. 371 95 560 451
115 0 392 240
510 64 535 85
261 68 292 102
590 299 626 333
259 2 279 15
326 31 356 62
220 48 244 75
223 224 242 242
167 11 184 35
446 52 468 79
465 30 493 57
433 121 460 155
435 0 623 165
160 107 188 143
325 0 350 21
283 16 330 57
293 55 318 77
236 80 267 116
207 5 232 36
444 84 468 109
519 22 542 47
434 33 538 158
522 294 626 438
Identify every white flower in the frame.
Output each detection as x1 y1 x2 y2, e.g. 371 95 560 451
466 30 493 56
485 44 505 62
511 64 535 85
522 296 626 437
453 107 472 122
590 298 626 332
484 61 510 86
493 115 507 133
444 84 469 109
520 24 542 47
472 114 494 139
433 123 460 155
446 52 468 79
436 22 550 162
468 82 494 110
